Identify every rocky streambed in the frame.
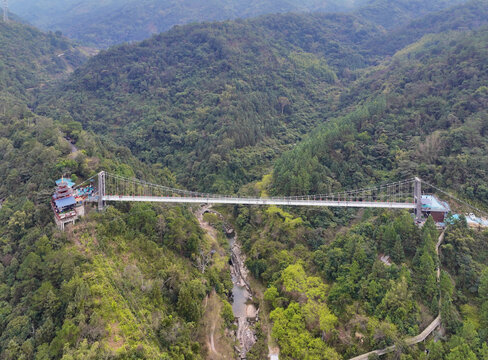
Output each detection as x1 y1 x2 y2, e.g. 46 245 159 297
198 206 257 359
229 233 257 358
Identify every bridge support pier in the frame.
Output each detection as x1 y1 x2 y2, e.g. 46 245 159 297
414 177 422 221
98 171 106 211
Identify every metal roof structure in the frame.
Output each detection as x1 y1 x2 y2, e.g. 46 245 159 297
54 196 76 208
56 178 75 188
421 195 450 213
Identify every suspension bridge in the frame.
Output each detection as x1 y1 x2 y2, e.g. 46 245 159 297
54 171 487 231
74 171 425 219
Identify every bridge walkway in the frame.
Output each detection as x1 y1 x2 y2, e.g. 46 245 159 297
100 195 416 209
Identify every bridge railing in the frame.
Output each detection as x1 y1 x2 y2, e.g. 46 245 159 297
100 172 416 205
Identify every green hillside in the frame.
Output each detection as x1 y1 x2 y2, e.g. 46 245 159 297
0 20 89 198
0 21 87 104
241 25 488 360
272 28 488 204
11 0 370 47
37 13 383 193
365 0 488 57
37 0 488 194
1 2 488 360
0 21 226 359
10 0 464 48
356 0 465 29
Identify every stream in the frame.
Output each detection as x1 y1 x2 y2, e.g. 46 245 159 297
197 206 257 359
229 233 257 358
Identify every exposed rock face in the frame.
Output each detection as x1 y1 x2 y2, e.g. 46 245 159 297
230 240 251 290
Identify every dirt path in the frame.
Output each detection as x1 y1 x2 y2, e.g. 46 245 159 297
195 206 235 360
268 345 280 360
60 133 80 158
195 205 257 359
436 231 445 279
200 284 236 360
210 322 217 354
195 205 219 239
203 292 223 359
201 291 235 360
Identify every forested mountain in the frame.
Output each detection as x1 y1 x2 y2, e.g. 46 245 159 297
365 0 488 57
36 13 383 193
37 0 488 194
241 24 488 360
0 20 88 198
355 0 466 29
0 21 87 104
0 20 226 359
9 0 367 47
273 27 488 203
2 1 488 359
10 0 464 48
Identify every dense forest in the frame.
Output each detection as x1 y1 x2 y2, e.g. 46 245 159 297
10 0 464 48
231 198 488 359
37 0 488 194
364 0 488 56
9 0 368 47
37 13 383 193
273 27 488 203
1 0 488 359
0 20 228 359
0 20 87 198
0 21 87 104
355 0 465 30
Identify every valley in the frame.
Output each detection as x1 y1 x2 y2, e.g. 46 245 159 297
1 1 488 359
196 205 257 359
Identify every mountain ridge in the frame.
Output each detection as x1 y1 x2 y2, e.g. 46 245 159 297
1 2 488 360
0 20 87 104
11 0 464 47
35 0 488 194
36 12 384 192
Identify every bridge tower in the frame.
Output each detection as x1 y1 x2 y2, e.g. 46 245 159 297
98 171 106 211
414 177 422 221
2 0 8 22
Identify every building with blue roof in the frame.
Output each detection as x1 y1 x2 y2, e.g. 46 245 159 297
54 196 77 209
421 195 451 222
52 177 79 230
55 178 75 188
